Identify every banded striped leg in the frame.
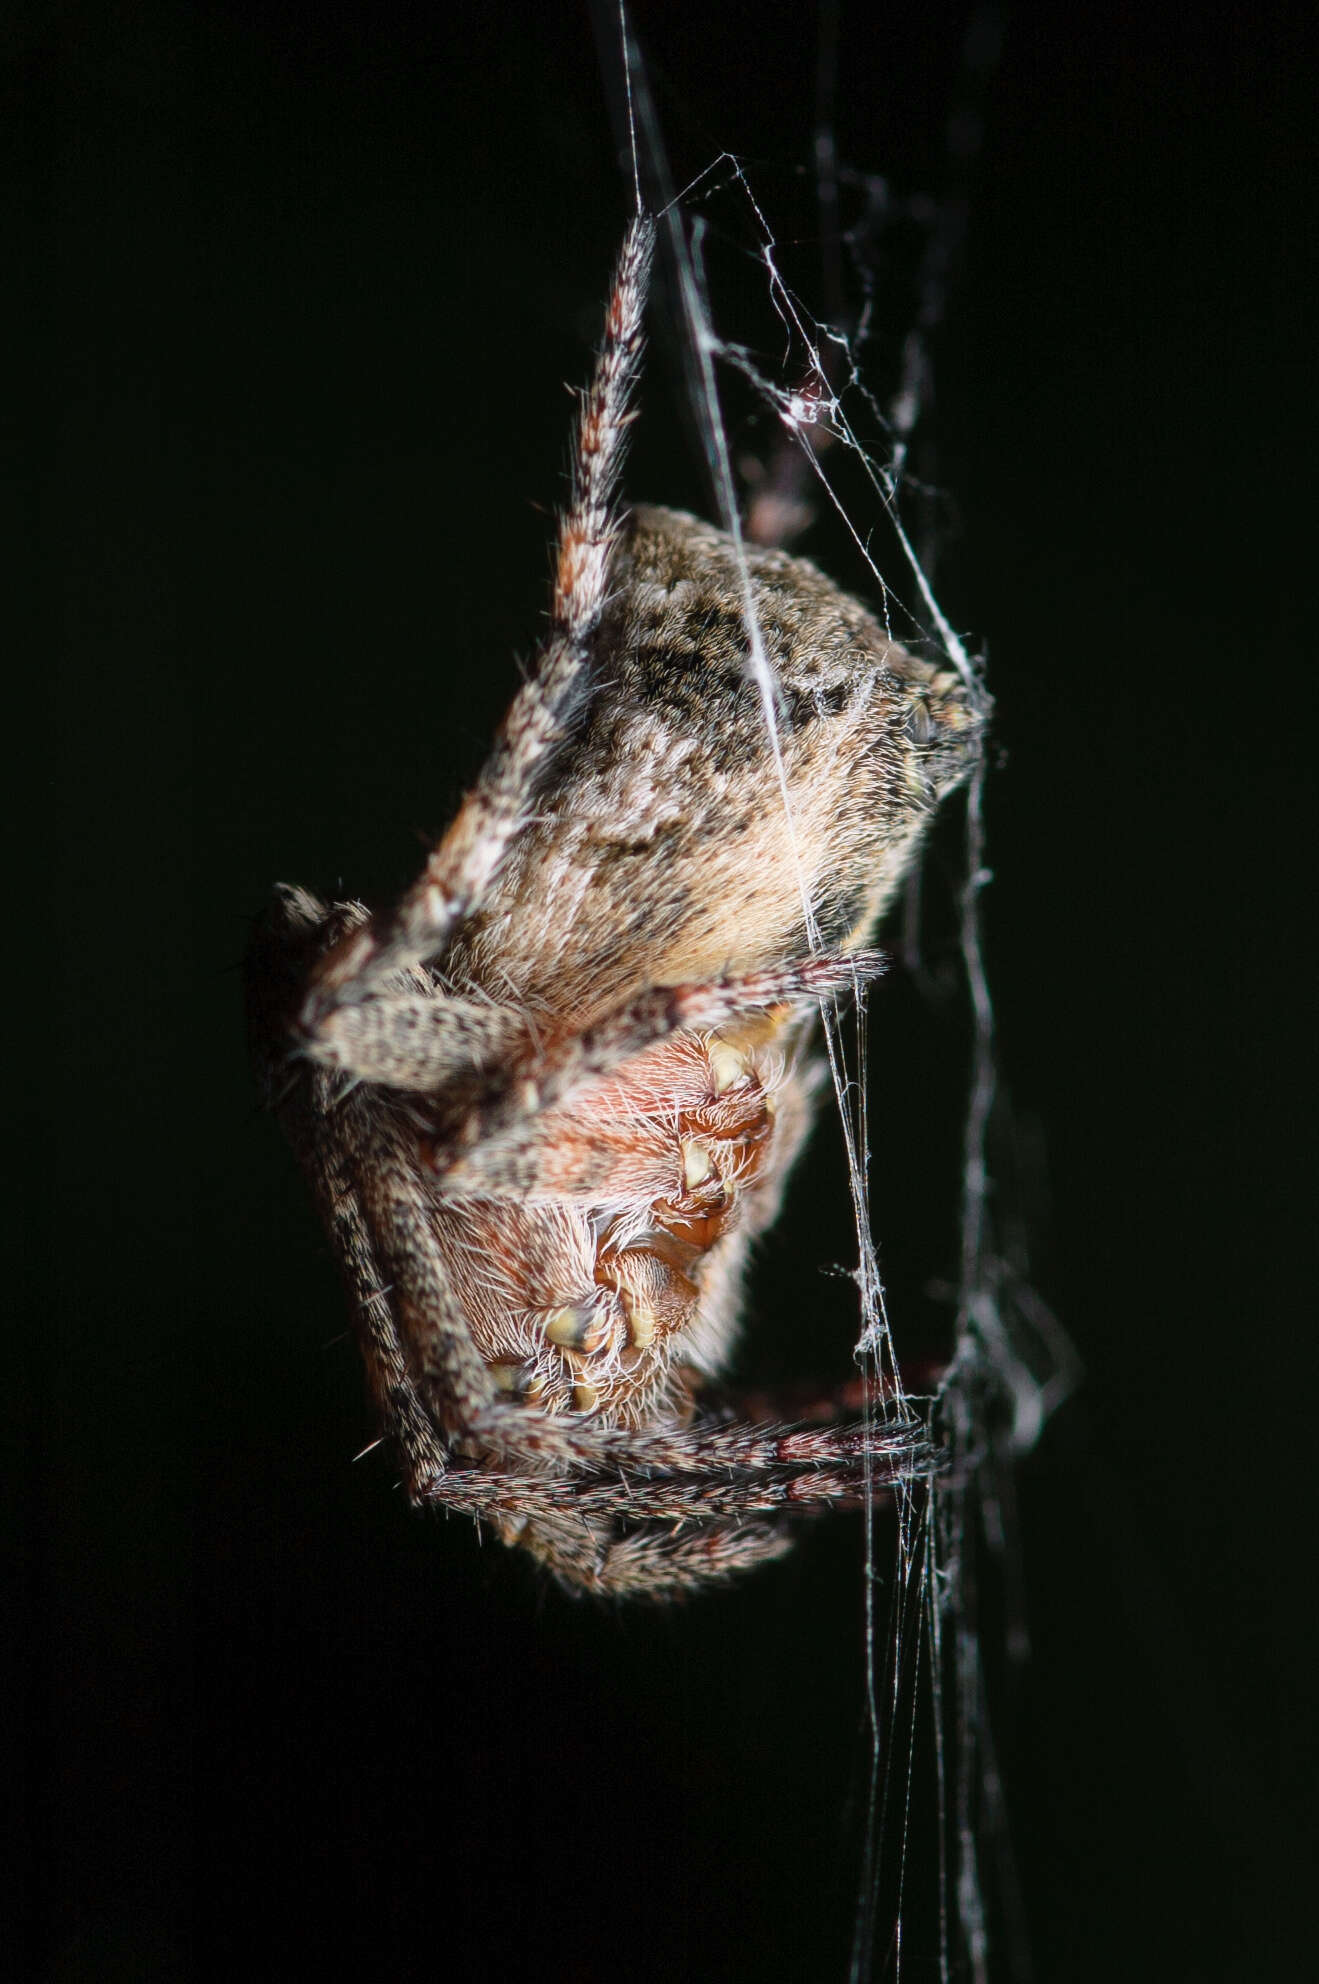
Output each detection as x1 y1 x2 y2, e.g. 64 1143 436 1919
301 219 657 1027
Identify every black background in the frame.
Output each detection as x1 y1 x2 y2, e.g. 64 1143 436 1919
14 0 1315 1978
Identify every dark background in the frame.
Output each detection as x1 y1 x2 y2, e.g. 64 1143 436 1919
13 0 1314 1977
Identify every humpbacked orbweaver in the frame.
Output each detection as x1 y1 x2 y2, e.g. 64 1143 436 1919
246 218 984 1597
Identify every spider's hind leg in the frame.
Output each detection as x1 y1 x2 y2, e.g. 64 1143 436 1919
301 219 657 1027
422 1400 939 1599
540 1515 799 1599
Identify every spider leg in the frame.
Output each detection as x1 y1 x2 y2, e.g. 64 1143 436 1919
254 881 534 1094
440 1486 801 1598
353 1111 506 1462
423 1412 938 1599
303 219 656 1023
523 1514 799 1599
455 1409 938 1490
430 1464 804 1596
304 991 530 1091
263 1065 454 1492
431 946 885 1196
428 1432 927 1528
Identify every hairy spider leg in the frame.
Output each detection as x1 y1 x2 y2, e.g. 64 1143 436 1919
302 219 657 1021
308 933 883 1133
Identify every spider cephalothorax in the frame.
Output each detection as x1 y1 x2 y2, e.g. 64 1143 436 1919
247 218 984 1597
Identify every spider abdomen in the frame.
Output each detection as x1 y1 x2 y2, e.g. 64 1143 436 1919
452 505 982 1031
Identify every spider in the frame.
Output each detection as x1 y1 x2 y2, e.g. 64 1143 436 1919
246 217 985 1597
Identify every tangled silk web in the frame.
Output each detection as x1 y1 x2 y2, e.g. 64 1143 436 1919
612 19 1079 1979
